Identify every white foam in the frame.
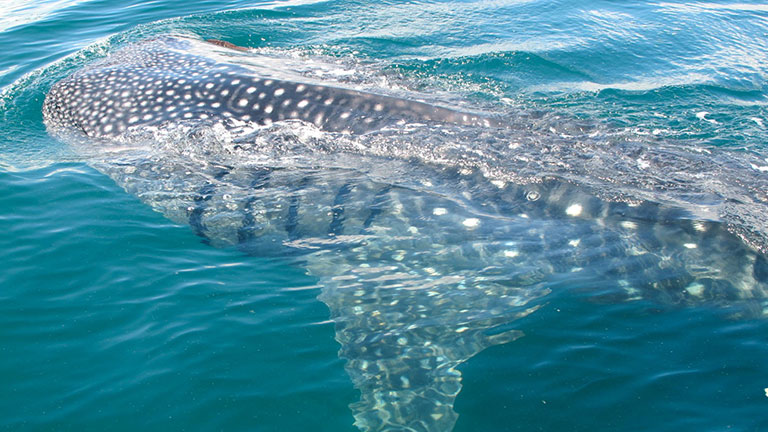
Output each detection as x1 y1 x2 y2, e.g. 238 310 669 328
696 111 718 124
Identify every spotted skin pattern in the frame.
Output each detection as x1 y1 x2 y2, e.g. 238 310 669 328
44 36 493 138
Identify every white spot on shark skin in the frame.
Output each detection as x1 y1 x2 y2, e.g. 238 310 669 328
621 221 638 230
238 99 248 107
296 84 306 92
692 221 707 232
246 87 256 93
566 204 583 217
274 88 285 96
205 82 214 89
264 105 273 114
400 376 410 389
221 89 230 96
463 218 480 228
685 282 705 297
340 112 351 119
231 79 241 85
297 100 309 108
142 114 153 121
211 102 221 108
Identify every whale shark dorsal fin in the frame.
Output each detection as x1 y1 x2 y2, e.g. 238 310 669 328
205 38 249 52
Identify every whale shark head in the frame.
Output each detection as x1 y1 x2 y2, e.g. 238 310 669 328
43 35 768 432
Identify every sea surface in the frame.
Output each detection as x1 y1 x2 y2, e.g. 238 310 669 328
2 1 768 431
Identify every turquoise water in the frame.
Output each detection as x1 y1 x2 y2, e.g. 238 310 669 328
2 1 768 431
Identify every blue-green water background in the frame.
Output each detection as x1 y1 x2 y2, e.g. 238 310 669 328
1 1 768 430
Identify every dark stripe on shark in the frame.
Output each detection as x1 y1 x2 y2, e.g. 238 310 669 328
188 167 230 243
43 36 500 139
237 168 272 244
329 183 354 236
363 185 392 230
285 176 313 240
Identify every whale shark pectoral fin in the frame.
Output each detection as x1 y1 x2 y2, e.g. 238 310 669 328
341 320 528 432
313 246 548 432
348 361 462 432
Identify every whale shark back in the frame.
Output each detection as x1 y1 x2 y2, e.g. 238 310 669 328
43 36 494 139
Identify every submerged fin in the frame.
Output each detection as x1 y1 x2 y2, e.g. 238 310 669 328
313 254 540 431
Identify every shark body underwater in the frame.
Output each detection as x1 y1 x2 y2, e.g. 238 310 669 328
43 35 768 431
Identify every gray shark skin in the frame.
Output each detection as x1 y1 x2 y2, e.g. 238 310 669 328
43 35 768 432
43 36 494 138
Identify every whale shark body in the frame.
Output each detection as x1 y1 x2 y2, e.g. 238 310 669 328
43 35 768 432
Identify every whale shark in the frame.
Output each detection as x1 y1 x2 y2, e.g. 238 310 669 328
43 35 768 432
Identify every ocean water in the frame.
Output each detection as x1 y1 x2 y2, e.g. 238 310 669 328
2 1 768 431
